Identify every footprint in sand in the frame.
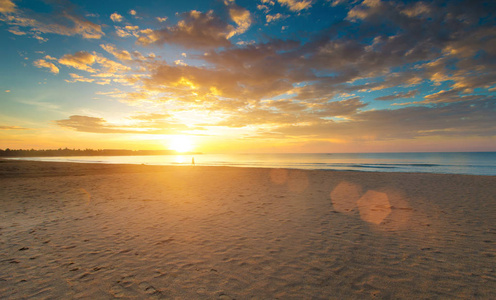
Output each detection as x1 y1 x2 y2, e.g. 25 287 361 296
110 284 126 298
138 281 162 296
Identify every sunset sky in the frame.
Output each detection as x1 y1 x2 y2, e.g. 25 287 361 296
1 0 495 153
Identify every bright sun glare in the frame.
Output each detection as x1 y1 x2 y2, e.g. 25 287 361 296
169 135 194 153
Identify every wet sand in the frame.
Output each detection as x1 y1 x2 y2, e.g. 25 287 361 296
0 159 495 299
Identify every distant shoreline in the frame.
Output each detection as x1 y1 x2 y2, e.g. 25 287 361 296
3 152 496 176
0 148 202 157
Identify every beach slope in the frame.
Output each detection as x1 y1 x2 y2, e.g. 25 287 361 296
0 160 495 299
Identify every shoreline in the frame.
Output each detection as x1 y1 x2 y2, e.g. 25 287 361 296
2 156 495 177
1 159 495 298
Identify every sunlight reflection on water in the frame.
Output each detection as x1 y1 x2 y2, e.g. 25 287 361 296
10 152 496 175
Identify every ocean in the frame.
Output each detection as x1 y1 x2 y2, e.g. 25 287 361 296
9 152 496 176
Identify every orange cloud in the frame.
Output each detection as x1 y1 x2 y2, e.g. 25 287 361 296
266 13 287 23
65 73 94 83
56 115 190 134
59 51 96 72
58 51 130 80
277 0 312 12
0 0 16 14
110 12 123 22
137 10 234 49
227 4 251 37
33 59 59 74
0 125 29 130
2 3 104 39
100 44 132 61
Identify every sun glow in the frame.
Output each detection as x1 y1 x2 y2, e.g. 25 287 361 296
168 135 195 153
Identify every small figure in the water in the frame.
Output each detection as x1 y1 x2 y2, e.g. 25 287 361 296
192 157 195 166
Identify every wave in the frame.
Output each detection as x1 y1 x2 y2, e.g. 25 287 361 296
8 152 496 176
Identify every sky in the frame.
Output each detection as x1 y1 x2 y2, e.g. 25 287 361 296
0 0 495 153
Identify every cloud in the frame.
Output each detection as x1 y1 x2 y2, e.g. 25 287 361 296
227 3 251 37
65 73 94 83
57 50 130 82
128 113 191 130
56 115 189 134
136 10 234 49
121 0 494 114
129 113 171 121
110 12 123 22
125 25 139 31
7 26 26 35
418 89 491 105
328 0 348 7
33 59 59 74
277 0 313 11
0 0 104 39
100 44 132 61
347 0 383 20
374 90 419 101
59 51 97 72
208 97 366 130
93 55 130 73
310 97 367 117
17 0 493 145
141 49 299 104
257 4 270 13
56 115 136 133
113 25 140 38
266 13 287 23
401 2 432 18
0 0 16 14
273 98 496 141
0 125 29 130
114 27 131 38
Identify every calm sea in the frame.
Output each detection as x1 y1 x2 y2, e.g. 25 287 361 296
9 152 496 176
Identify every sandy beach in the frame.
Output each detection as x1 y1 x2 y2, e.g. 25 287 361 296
0 159 495 299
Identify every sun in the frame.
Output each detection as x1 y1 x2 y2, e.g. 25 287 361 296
169 135 195 153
